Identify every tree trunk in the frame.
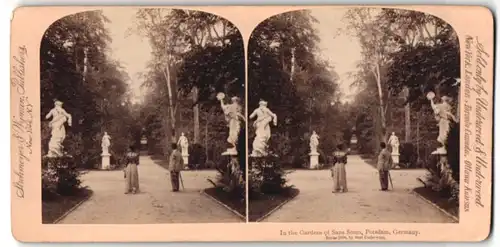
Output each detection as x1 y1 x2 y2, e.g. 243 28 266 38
162 59 177 143
290 47 295 82
404 87 411 142
374 62 386 140
204 111 209 162
193 87 200 143
416 111 420 163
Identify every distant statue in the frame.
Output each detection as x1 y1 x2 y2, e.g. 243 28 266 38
101 132 111 155
45 100 72 157
309 131 320 154
427 92 457 152
218 93 245 155
387 132 400 155
177 132 189 156
249 100 278 157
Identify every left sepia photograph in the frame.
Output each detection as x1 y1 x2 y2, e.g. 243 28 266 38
40 8 246 224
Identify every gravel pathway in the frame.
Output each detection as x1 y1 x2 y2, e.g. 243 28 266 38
262 155 456 223
59 156 243 224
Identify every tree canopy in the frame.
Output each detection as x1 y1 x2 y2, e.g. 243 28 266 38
41 11 139 168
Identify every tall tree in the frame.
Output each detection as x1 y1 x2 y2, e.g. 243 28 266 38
341 8 399 142
249 10 342 166
134 9 245 159
41 10 136 167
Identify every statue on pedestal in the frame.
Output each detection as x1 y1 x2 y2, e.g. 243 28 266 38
309 131 320 169
249 100 277 157
177 132 189 156
309 131 320 154
177 132 190 166
387 132 400 155
387 132 400 167
101 132 111 155
427 92 457 153
218 93 245 155
45 100 72 157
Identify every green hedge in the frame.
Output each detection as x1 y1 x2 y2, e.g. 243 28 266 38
42 156 83 200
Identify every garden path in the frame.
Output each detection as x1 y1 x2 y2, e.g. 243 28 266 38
263 155 456 223
59 156 242 224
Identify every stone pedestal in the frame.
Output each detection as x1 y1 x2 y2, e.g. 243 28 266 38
182 154 189 165
309 152 319 169
101 153 110 170
391 153 400 164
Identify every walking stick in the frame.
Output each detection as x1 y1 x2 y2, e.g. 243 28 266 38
388 171 394 190
179 172 185 190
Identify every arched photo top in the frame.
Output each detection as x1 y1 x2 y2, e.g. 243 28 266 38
248 7 460 106
246 7 461 224
40 8 245 110
39 7 247 225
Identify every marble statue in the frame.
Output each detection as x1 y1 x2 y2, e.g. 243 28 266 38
249 100 277 157
218 93 245 155
101 132 111 169
45 100 72 157
309 131 320 154
177 132 189 156
101 132 111 155
309 131 320 169
387 132 400 155
427 92 457 153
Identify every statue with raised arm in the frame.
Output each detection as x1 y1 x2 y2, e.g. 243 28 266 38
177 132 189 156
427 92 457 153
249 100 277 157
217 93 245 155
387 132 400 155
45 100 72 157
309 131 320 154
101 132 111 155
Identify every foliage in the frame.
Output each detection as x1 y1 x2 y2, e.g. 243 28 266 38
207 156 245 201
42 156 83 199
420 121 460 204
342 8 460 160
134 9 245 162
41 11 138 169
249 10 342 166
399 143 417 168
206 126 246 200
188 143 207 169
249 156 292 199
446 122 460 182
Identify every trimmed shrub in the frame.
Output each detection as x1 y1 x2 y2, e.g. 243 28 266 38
249 155 292 199
188 143 206 169
421 120 460 204
206 125 246 200
399 142 417 168
207 155 245 201
42 156 83 199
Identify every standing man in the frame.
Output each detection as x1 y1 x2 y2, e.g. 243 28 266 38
168 143 183 192
377 142 393 191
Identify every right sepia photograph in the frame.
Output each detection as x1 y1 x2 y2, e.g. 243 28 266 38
247 7 460 223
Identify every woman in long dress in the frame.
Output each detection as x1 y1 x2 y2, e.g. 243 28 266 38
331 144 349 193
124 145 140 194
